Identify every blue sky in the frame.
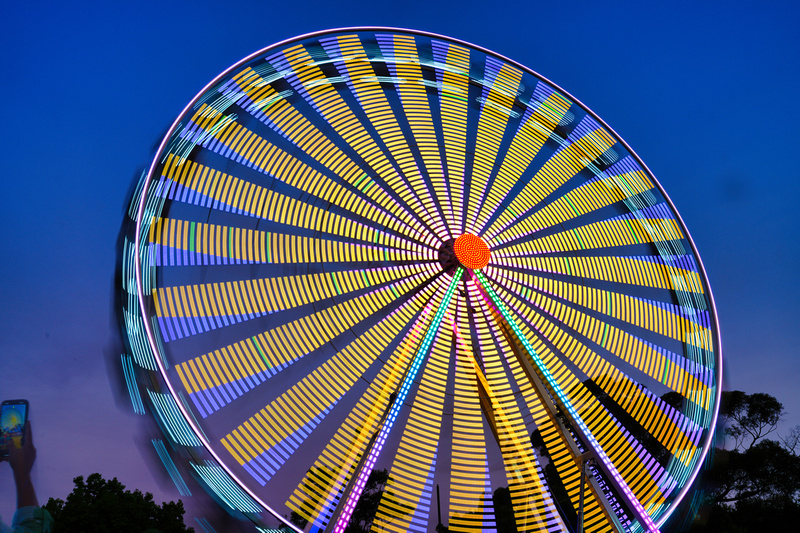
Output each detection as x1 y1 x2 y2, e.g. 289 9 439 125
2 0 798 528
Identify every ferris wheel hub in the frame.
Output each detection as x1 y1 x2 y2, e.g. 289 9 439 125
453 233 491 269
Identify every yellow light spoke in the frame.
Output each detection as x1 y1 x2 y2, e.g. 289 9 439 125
436 39 470 233
465 63 524 235
473 91 570 236
158 154 428 251
496 269 711 350
494 215 685 256
279 43 442 244
228 67 433 244
327 34 448 236
153 263 434 338
148 218 435 266
459 280 567 533
489 164 654 245
221 279 441 485
485 117 616 242
174 265 438 414
491 253 703 293
447 301 497 532
388 34 457 235
374 305 454 531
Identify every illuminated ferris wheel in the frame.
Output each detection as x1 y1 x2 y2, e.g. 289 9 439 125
120 28 722 533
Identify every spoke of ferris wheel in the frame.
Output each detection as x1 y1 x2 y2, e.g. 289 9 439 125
326 267 465 533
473 270 660 533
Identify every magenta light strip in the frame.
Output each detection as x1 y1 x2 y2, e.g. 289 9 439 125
330 267 463 533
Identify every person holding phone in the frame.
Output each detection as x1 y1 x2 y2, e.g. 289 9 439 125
1 416 53 533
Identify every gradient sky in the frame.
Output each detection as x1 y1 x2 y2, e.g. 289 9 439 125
2 0 799 529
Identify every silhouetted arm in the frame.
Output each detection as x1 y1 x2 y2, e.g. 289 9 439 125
8 422 38 509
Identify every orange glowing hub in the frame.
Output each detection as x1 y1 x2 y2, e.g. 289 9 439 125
453 233 491 269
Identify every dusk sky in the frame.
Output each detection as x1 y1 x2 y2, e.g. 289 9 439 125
2 0 799 529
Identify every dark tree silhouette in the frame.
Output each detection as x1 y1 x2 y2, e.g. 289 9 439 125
720 391 783 451
43 473 193 533
671 391 800 532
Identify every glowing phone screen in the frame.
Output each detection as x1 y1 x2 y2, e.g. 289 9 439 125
0 402 28 453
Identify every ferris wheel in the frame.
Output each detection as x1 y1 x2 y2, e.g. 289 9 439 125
120 28 722 533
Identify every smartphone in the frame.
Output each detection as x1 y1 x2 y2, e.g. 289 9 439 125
1 399 29 457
